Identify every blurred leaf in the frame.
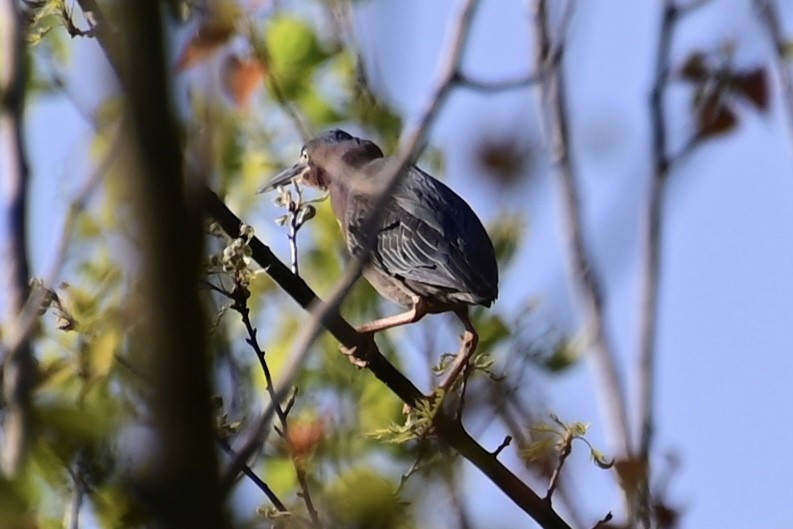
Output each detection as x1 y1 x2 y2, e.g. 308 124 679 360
359 376 402 433
733 67 768 111
476 134 531 186
287 416 327 466
298 87 342 125
614 458 648 492
784 40 793 59
679 52 708 82
74 214 101 240
92 94 125 131
86 327 121 381
94 483 147 528
696 91 737 137
488 213 526 269
24 0 65 46
265 16 330 100
541 339 581 372
333 51 402 145
0 478 29 529
222 55 267 110
326 468 407 529
475 313 510 353
176 21 236 71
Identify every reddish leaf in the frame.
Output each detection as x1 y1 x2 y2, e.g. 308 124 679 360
614 458 647 492
222 55 266 110
654 502 681 529
697 92 737 137
287 418 326 466
734 67 769 111
680 52 709 82
175 23 235 71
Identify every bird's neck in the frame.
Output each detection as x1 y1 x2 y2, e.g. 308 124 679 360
328 179 350 234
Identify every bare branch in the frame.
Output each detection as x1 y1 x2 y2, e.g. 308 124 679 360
456 71 539 92
530 0 632 455
492 435 513 457
229 282 322 527
639 0 677 466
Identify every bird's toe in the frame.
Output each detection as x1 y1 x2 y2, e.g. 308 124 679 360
339 332 377 368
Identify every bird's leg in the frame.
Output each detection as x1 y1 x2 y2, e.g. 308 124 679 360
340 298 428 366
339 332 377 368
355 298 429 334
439 308 479 392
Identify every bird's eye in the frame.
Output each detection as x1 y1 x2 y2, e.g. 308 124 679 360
300 149 309 162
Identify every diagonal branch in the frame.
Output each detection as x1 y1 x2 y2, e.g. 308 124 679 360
204 190 573 529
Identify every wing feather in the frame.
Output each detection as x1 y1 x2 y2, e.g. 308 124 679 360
346 162 498 306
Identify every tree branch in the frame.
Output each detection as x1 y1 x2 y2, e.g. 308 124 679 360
203 190 573 529
0 0 36 477
114 3 227 527
530 0 632 455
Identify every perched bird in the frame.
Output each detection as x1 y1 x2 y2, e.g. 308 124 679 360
261 129 498 387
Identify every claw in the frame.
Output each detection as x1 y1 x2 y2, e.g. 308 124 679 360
339 332 377 368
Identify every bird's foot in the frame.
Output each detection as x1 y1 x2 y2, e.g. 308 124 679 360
339 332 377 368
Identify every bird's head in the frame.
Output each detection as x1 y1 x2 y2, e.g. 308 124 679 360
259 129 384 193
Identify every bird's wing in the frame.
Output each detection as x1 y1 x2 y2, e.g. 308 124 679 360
345 163 498 305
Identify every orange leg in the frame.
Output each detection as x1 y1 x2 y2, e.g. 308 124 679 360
340 298 428 366
355 298 429 334
439 308 479 391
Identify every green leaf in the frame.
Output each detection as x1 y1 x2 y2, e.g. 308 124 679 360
326 468 408 529
488 213 527 269
265 16 330 100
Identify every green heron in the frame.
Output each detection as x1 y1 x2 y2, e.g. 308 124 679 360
261 130 498 387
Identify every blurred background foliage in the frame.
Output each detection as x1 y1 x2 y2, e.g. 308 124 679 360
5 1 599 528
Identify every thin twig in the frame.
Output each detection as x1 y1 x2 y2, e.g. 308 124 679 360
530 0 632 455
67 450 90 529
217 436 287 511
492 435 512 457
456 71 539 92
545 434 573 504
592 512 614 529
639 0 677 465
637 3 708 526
230 284 322 528
287 182 304 276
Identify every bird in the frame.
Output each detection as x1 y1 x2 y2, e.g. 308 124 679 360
260 129 498 388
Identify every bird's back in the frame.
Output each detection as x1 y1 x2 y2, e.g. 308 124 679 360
344 158 498 309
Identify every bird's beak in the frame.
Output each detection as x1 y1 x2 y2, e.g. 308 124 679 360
257 162 309 194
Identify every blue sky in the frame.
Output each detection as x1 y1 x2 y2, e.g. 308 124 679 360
15 0 793 527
